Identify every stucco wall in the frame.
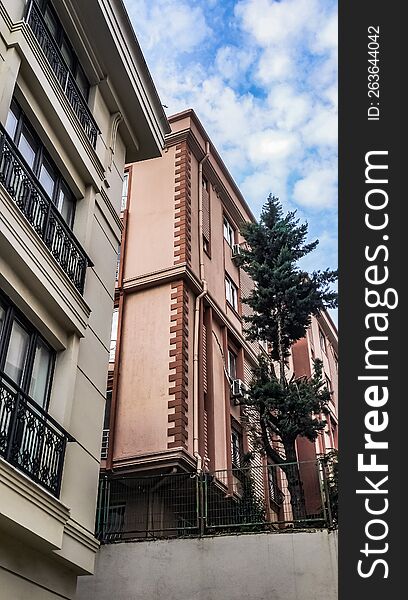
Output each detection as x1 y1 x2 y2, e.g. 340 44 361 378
113 284 172 459
76 531 338 600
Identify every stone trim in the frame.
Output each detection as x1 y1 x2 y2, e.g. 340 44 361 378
168 280 189 449
173 142 192 267
0 457 70 526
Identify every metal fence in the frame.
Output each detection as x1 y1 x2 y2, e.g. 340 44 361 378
96 459 335 543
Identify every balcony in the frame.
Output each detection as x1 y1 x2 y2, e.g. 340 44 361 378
0 372 74 498
25 0 100 149
0 126 91 293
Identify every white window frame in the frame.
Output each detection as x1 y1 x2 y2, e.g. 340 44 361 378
109 309 119 362
121 172 129 212
228 349 237 380
319 328 327 354
225 275 238 311
223 216 235 246
231 427 243 468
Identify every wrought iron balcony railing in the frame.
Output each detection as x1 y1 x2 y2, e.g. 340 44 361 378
0 372 74 498
0 126 91 293
25 1 100 149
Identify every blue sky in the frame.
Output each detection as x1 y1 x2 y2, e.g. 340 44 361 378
124 0 338 279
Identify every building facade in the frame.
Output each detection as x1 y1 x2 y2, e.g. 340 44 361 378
0 0 168 597
101 110 338 536
104 109 263 479
293 311 338 462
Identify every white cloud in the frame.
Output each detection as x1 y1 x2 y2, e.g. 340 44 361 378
301 108 337 148
248 129 300 164
125 0 210 55
266 84 312 129
215 45 256 85
256 48 295 84
293 168 337 210
235 0 320 46
123 0 338 273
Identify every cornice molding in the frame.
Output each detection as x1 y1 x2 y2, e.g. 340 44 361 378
0 457 70 526
64 518 99 553
111 448 197 473
122 264 202 296
98 186 123 234
121 262 259 364
165 128 249 228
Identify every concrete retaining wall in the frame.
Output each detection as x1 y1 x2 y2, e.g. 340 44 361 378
76 530 338 600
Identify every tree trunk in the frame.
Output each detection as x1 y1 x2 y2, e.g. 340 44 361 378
277 314 286 386
281 439 307 523
259 414 307 523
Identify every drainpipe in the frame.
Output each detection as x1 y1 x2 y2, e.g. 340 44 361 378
193 141 210 473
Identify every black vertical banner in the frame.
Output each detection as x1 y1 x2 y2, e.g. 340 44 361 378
340 1 405 598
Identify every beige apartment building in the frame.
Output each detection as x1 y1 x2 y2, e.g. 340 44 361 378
0 0 168 597
101 110 338 521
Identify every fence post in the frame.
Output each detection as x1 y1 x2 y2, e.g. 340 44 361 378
319 458 333 528
198 473 206 537
99 476 110 542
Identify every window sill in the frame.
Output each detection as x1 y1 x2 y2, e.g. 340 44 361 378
226 301 242 320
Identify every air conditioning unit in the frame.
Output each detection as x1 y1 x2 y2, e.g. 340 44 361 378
231 244 242 261
231 379 249 404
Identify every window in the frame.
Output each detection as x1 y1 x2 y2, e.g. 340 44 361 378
319 328 327 354
223 216 235 246
38 0 90 100
0 305 5 336
39 156 57 198
267 465 283 507
225 275 238 311
5 99 76 227
18 123 38 169
28 339 53 407
259 338 268 353
109 309 119 362
104 390 112 431
0 291 55 409
231 421 243 468
121 172 129 212
227 349 237 380
325 374 332 393
324 428 333 450
115 246 121 282
56 181 75 226
5 104 18 139
101 390 112 460
4 320 30 387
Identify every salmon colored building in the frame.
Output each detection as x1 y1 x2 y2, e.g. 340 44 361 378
293 311 338 461
99 110 338 529
102 109 264 478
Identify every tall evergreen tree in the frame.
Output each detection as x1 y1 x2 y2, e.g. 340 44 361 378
238 195 337 521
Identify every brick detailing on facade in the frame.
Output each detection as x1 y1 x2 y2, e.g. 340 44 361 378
168 280 189 449
173 142 192 267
